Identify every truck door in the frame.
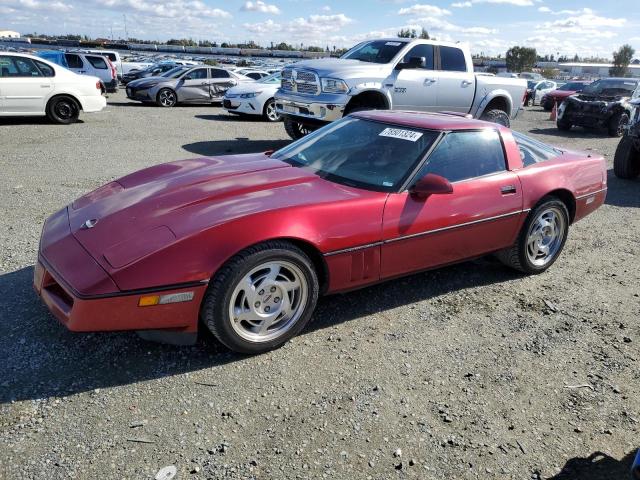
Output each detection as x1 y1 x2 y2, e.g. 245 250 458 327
390 44 439 112
431 46 475 113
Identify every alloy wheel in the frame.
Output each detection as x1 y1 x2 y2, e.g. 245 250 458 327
159 90 176 107
526 207 566 267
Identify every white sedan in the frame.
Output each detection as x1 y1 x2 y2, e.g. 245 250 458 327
0 52 106 124
223 72 281 122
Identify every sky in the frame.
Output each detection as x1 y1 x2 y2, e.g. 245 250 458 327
1 0 639 59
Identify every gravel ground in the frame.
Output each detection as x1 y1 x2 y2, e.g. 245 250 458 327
1 91 639 480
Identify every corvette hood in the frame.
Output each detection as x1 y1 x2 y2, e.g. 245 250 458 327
67 154 369 270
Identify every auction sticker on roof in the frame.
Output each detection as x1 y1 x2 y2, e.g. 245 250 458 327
379 127 423 142
385 41 402 46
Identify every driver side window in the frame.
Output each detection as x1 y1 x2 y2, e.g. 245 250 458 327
417 130 506 183
402 44 434 70
187 68 208 80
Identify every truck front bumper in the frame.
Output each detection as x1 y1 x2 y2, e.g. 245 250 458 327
275 92 348 123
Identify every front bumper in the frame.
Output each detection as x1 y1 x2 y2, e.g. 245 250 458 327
223 97 261 116
275 92 348 123
126 87 153 102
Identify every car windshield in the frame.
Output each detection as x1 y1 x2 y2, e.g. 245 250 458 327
527 81 537 89
559 82 584 91
258 72 280 84
271 117 439 192
162 66 189 78
582 79 638 96
341 40 408 64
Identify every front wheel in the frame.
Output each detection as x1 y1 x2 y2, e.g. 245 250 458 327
557 119 572 131
46 96 80 124
479 109 510 127
156 88 177 107
284 117 314 140
497 198 569 274
608 112 629 137
201 241 319 354
614 136 640 179
263 98 281 122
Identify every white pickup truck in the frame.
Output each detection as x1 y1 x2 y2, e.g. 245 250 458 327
275 39 527 139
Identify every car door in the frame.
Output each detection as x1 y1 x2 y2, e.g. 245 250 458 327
0 55 52 114
380 129 523 279
390 44 438 111
209 68 237 100
64 53 87 75
178 67 210 102
431 46 475 113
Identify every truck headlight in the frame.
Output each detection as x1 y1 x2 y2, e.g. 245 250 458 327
240 91 262 99
321 78 348 94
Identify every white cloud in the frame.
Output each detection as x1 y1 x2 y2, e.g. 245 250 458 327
241 1 280 15
243 13 354 43
398 4 451 16
321 5 331 12
0 0 73 12
451 1 472 7
96 0 231 19
541 9 625 31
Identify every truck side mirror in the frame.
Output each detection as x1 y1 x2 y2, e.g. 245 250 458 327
396 56 426 70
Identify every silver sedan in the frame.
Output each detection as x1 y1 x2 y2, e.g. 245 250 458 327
125 66 251 107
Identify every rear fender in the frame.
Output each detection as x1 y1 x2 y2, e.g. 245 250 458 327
473 90 514 118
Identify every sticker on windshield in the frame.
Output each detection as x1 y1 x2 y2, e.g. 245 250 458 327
385 41 402 46
379 127 423 142
624 82 636 85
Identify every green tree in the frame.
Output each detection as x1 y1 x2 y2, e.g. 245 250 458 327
610 44 636 77
397 28 417 38
419 28 430 39
505 46 537 73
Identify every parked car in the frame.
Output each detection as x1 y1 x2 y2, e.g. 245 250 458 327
557 78 640 137
540 81 591 111
613 97 640 178
275 38 527 139
34 111 606 352
519 72 544 81
236 69 270 80
126 66 249 107
223 72 282 121
121 62 179 85
0 52 106 123
80 49 153 79
524 79 557 107
37 50 118 93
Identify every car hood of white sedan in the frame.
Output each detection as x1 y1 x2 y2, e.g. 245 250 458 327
225 82 279 97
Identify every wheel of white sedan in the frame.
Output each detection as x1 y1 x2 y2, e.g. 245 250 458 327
497 197 569 274
263 98 281 122
201 241 319 354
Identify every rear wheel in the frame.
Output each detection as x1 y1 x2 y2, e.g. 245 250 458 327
263 98 281 122
156 88 177 107
201 241 319 354
46 96 80 124
613 136 640 179
497 198 569 274
542 99 553 111
608 112 629 137
284 117 314 140
557 118 572 131
479 109 510 127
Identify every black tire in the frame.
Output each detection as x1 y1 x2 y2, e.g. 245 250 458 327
201 241 319 354
262 98 281 122
45 95 80 124
542 100 553 111
156 88 177 107
525 95 533 107
479 109 510 127
284 117 313 140
608 112 629 137
613 136 640 179
557 118 572 131
496 197 570 275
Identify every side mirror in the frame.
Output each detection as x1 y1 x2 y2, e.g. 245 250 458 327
410 173 453 198
184 75 193 80
396 56 426 70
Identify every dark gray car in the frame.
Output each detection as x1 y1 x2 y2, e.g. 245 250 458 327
125 66 251 107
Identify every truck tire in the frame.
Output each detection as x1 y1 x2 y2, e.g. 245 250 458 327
608 112 629 137
479 109 510 127
284 117 313 140
557 119 572 131
613 136 640 179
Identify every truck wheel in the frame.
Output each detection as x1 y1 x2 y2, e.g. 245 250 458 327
46 96 80 124
479 109 510 127
608 112 629 137
613 136 640 179
284 117 313 140
557 119 572 131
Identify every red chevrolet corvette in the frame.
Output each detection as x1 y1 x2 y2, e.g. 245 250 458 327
34 111 607 353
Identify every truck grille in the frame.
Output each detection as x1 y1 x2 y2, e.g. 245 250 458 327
281 68 320 96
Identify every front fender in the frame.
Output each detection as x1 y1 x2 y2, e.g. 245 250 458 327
347 85 392 109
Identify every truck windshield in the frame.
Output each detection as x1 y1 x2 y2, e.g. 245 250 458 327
341 40 408 64
271 117 439 192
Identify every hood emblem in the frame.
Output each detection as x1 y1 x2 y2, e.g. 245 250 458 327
82 218 99 229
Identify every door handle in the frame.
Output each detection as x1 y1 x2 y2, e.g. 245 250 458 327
500 185 517 195
424 78 437 85
40 84 51 88
79 71 86 73
201 82 208 85
461 80 473 87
